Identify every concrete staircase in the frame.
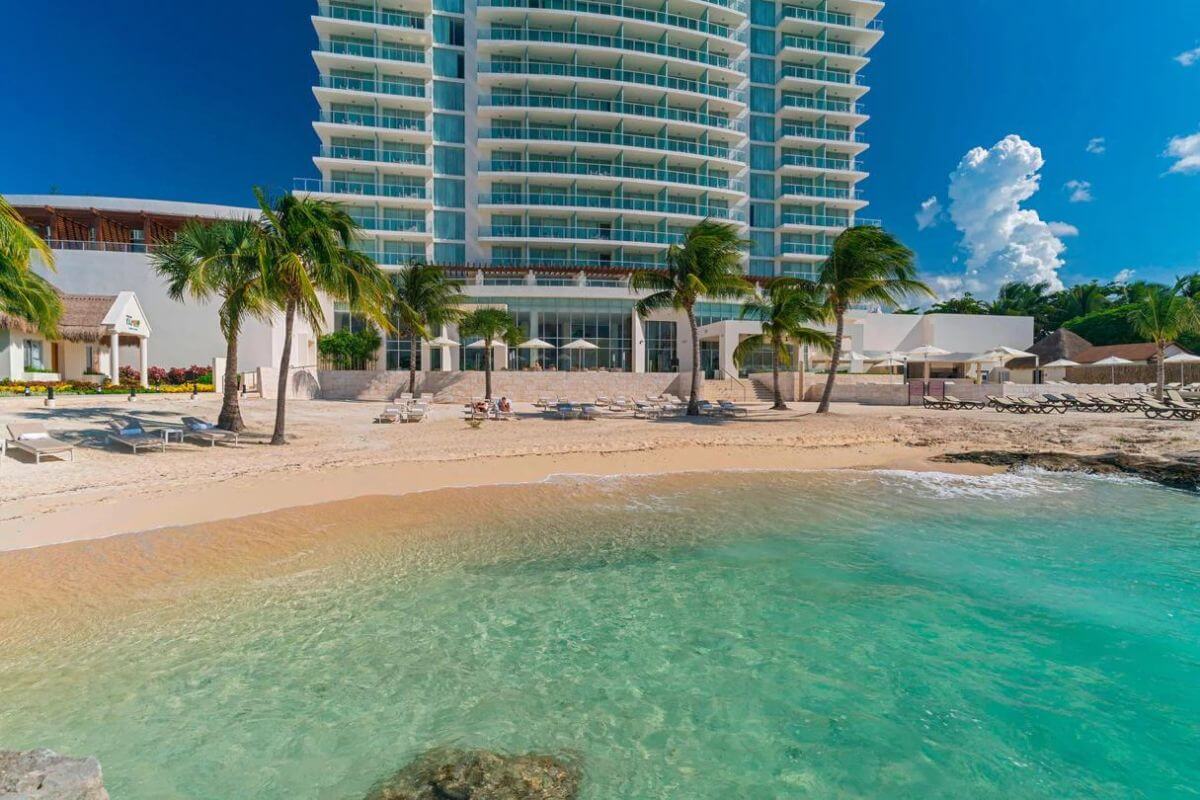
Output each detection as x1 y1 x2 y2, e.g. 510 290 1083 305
702 377 774 403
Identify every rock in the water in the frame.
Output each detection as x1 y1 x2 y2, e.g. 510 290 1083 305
935 450 1200 492
366 747 580 800
0 749 109 800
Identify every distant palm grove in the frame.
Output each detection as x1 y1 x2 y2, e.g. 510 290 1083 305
920 276 1200 351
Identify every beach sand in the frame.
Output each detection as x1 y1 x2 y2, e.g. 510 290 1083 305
0 393 1196 556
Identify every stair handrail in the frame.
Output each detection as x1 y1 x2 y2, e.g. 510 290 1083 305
718 368 750 401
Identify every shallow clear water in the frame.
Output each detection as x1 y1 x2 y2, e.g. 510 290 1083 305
2 470 1199 799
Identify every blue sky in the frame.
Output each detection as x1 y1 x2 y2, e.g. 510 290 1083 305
2 0 1198 296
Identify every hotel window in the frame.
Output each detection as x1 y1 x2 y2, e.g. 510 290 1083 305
751 116 775 143
750 58 774 84
433 114 465 143
434 146 465 175
751 174 775 200
749 258 775 278
750 144 775 171
644 320 677 373
750 29 775 56
433 81 464 111
433 16 464 45
750 202 774 229
434 179 465 207
333 303 369 333
23 339 46 371
433 49 464 78
750 230 775 258
433 0 463 12
750 87 775 114
434 243 465 264
435 211 465 240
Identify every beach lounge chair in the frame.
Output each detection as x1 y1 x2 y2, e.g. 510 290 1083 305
718 400 749 417
923 395 951 410
6 422 75 464
664 394 685 405
594 396 611 407
1167 390 1200 409
1085 395 1126 413
534 395 558 409
943 395 986 410
180 417 240 446
609 396 632 412
398 392 414 401
579 404 601 420
696 401 724 417
108 419 166 453
405 404 428 423
1142 399 1199 421
633 400 661 419
985 396 1026 413
1060 393 1100 411
376 406 404 423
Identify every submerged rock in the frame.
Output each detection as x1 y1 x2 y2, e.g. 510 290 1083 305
366 747 580 800
0 749 109 800
935 450 1200 492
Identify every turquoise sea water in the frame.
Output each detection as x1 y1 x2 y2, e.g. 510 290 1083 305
2 469 1199 799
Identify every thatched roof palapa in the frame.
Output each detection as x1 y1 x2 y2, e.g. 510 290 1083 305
0 293 121 343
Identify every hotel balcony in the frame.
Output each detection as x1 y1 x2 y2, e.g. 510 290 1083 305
477 28 746 80
478 60 745 105
779 184 868 210
478 192 744 222
314 39 432 78
479 158 746 195
476 0 746 35
780 241 834 257
315 3 430 31
779 63 870 98
778 153 868 180
294 178 432 208
478 92 746 136
350 216 433 239
778 1 883 44
314 110 433 143
479 225 684 247
779 124 869 155
478 125 745 167
778 34 870 70
315 145 431 178
778 94 868 126
314 75 431 112
778 212 879 233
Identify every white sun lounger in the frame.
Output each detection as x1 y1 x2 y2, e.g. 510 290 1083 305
6 422 75 464
181 417 240 446
108 419 166 453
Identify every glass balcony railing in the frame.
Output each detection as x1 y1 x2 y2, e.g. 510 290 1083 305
779 64 857 86
779 213 855 228
780 5 882 31
477 0 735 39
780 124 865 143
479 60 744 102
320 145 429 165
780 184 862 200
351 217 429 233
319 74 427 99
319 110 427 131
480 93 741 131
479 192 742 220
317 3 426 30
779 95 860 115
294 178 429 199
481 158 744 190
481 126 738 160
780 241 833 255
480 27 740 70
483 225 683 245
779 153 859 171
318 39 427 64
489 256 666 270
780 35 866 57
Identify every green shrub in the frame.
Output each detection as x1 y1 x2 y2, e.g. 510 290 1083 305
318 327 382 370
1063 304 1144 346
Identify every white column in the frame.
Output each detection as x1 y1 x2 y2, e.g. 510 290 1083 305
139 338 149 388
632 309 646 373
109 333 120 381
717 323 737 378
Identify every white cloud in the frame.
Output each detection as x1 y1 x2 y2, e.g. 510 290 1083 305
1047 221 1079 237
944 134 1068 296
1165 130 1200 174
1176 45 1200 67
1113 268 1136 285
1064 179 1093 203
915 196 943 230
1086 137 1106 155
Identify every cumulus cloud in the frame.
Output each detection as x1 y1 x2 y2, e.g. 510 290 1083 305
1047 221 1079 237
1064 179 1093 203
1165 130 1200 174
1086 137 1106 155
1113 268 1136 285
944 134 1068 295
1176 46 1200 67
915 196 943 230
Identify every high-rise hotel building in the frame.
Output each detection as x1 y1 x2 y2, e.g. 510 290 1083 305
300 0 882 373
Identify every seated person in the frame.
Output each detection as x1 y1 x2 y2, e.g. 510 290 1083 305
498 396 512 413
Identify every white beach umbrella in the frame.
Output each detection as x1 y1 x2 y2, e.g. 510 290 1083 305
1041 358 1080 368
561 339 599 370
1163 352 1200 383
429 335 459 347
1090 355 1134 383
906 345 951 379
517 338 555 350
986 345 1038 361
465 339 488 349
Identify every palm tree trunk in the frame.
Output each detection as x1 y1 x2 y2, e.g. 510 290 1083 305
270 299 296 445
1156 340 1166 400
409 332 420 398
771 347 786 410
218 326 244 432
687 307 701 416
484 340 493 400
816 309 845 414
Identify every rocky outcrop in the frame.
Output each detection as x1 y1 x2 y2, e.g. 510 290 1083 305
935 450 1200 492
0 749 109 800
366 748 580 800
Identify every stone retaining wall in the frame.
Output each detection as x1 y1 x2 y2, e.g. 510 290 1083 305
317 370 691 403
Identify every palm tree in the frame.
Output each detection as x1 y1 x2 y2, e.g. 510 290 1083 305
733 278 833 410
256 189 391 445
630 219 752 415
389 261 464 398
458 307 524 400
928 293 988 315
152 219 273 431
0 195 62 337
1127 287 1200 399
815 226 930 414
